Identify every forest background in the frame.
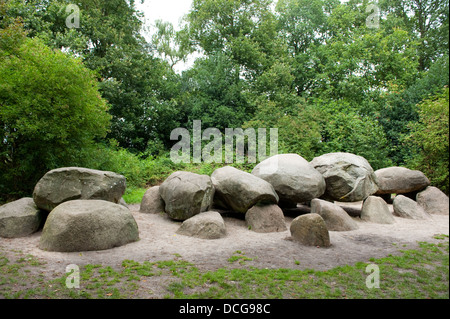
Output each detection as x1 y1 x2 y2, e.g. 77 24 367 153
0 0 448 204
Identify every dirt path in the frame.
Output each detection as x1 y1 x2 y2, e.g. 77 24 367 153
1 203 448 276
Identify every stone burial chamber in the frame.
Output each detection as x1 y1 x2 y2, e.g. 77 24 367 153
1 152 448 252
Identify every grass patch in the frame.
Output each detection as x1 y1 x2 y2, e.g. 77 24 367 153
123 187 147 204
0 236 448 299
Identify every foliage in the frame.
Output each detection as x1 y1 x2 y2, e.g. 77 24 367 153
4 0 181 153
379 0 449 71
1 0 449 198
180 52 253 130
151 19 194 70
404 87 449 194
188 0 281 78
314 100 393 170
379 55 449 165
0 21 110 199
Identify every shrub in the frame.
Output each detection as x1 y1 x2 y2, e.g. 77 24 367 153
404 87 449 194
0 24 110 200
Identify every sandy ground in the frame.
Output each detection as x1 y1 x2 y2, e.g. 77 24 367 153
0 202 448 276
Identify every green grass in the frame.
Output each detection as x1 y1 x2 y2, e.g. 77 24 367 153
123 187 147 204
1 235 448 299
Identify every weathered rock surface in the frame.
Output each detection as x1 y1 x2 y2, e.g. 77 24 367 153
0 198 44 238
245 204 287 233
176 211 226 239
159 171 215 221
140 186 165 214
33 167 126 212
416 186 449 215
290 213 331 247
251 154 326 205
211 166 278 213
39 200 139 252
361 196 395 224
310 199 359 231
375 167 430 195
310 152 378 202
393 195 432 220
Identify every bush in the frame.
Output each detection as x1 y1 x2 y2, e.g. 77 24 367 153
404 87 449 194
315 100 393 170
0 24 110 200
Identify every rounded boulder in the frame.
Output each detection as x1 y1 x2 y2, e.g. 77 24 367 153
160 171 215 221
375 167 430 195
176 211 226 239
0 198 44 238
310 152 378 202
39 200 139 252
211 166 279 213
290 213 331 247
251 154 326 205
310 199 359 231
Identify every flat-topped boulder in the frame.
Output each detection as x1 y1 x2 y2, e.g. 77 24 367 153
251 154 326 205
310 152 378 202
33 167 126 212
160 171 215 221
211 166 279 213
39 200 139 252
375 167 430 195
0 198 44 238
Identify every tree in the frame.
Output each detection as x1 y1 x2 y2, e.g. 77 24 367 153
187 0 281 79
180 52 252 131
313 100 393 170
0 20 110 198
380 0 449 71
4 0 181 153
377 54 449 165
275 0 339 96
404 87 449 194
151 20 193 70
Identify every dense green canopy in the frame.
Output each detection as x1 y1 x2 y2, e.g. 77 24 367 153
1 0 448 199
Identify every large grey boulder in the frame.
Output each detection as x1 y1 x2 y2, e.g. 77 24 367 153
310 152 378 202
39 200 139 252
0 198 44 238
245 204 287 233
375 167 430 195
290 213 331 247
211 166 279 213
251 154 326 205
416 186 449 215
33 167 126 212
310 199 359 231
159 171 215 221
176 211 226 239
361 196 395 224
140 186 165 214
393 195 432 220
